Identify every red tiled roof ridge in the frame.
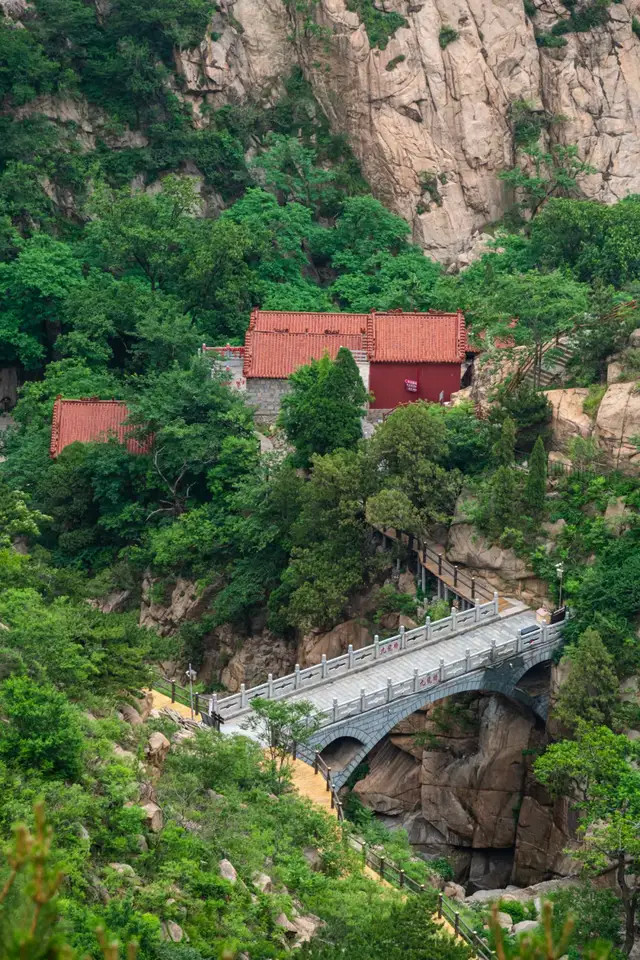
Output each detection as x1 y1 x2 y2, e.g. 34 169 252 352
237 309 467 377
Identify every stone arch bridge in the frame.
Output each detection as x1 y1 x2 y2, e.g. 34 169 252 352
208 597 566 788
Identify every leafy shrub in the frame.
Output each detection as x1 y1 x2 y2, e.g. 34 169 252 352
510 99 547 148
374 585 418 623
498 898 538 923
499 899 527 924
582 383 607 418
550 0 610 34
535 32 568 46
619 347 640 379
0 676 84 780
345 0 408 49
429 857 454 881
426 598 450 622
386 54 406 70
439 25 459 48
633 15 640 37
524 0 537 16
419 172 442 207
490 383 552 453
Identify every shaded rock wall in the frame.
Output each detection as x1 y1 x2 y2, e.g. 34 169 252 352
353 691 578 888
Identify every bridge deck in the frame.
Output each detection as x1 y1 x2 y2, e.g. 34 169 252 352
285 610 536 713
222 609 538 737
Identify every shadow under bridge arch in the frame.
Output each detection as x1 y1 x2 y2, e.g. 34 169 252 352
298 651 552 789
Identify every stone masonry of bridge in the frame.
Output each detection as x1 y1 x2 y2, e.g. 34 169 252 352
209 599 565 788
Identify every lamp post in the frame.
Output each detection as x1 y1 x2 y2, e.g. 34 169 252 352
185 664 197 720
555 562 564 611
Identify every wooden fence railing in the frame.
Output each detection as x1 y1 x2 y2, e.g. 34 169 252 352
305 747 492 954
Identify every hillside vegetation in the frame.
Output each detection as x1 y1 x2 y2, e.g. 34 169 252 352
2 0 640 955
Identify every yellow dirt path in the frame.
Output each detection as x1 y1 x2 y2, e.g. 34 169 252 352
288 758 462 939
150 689 201 722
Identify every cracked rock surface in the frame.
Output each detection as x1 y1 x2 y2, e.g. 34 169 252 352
176 0 640 263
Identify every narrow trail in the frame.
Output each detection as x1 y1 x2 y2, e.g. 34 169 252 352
287 757 463 941
150 688 469 948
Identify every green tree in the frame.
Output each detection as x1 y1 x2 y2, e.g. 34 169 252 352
84 176 199 291
59 275 202 374
331 248 442 312
529 195 640 287
370 401 449 473
320 194 411 273
490 383 552 453
369 402 461 532
0 484 49 549
553 628 619 732
535 725 640 955
499 144 596 217
486 466 520 539
0 234 83 369
479 270 591 347
269 447 378 632
493 416 516 466
251 134 336 209
243 697 321 795
278 348 368 468
130 356 257 517
0 677 84 780
525 435 547 516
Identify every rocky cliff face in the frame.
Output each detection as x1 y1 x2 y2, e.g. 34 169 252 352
353 691 578 888
174 0 640 264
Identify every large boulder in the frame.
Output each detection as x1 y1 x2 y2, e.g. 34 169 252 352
546 389 592 448
219 859 238 884
298 619 371 668
595 381 640 472
447 522 531 581
354 740 422 815
146 732 171 768
119 704 143 727
140 801 163 833
161 921 185 943
511 793 579 886
419 697 533 850
139 576 216 636
219 631 295 692
88 589 131 614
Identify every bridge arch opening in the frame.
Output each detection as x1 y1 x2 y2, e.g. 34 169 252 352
343 688 551 892
318 736 366 773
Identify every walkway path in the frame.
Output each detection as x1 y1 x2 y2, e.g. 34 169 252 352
151 689 201 722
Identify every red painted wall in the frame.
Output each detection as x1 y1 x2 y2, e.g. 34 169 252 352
369 362 462 409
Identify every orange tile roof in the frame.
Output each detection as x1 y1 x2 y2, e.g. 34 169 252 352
224 309 466 379
372 311 467 364
250 310 369 336
50 397 152 458
244 331 366 379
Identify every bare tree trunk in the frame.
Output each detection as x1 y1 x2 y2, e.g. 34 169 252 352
617 852 637 956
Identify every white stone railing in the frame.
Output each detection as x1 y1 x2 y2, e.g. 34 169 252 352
308 620 565 729
210 595 500 720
